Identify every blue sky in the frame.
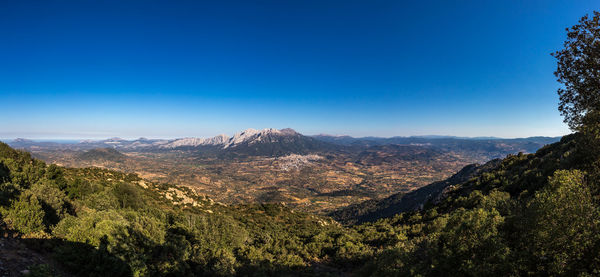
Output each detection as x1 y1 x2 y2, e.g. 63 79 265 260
0 0 596 139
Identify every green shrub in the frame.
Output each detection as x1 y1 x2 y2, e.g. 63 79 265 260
3 193 45 234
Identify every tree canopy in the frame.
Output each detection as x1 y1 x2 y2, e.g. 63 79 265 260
554 11 600 131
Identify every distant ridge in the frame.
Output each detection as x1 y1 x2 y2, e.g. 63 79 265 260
77 148 127 162
6 129 561 160
311 134 561 153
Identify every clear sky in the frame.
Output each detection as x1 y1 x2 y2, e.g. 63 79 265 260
0 0 596 139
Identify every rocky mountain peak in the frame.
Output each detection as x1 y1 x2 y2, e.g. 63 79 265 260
223 128 299 148
279 128 298 135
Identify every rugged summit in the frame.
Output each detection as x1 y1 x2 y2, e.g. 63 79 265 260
220 128 332 157
158 128 305 150
155 128 330 156
161 134 229 148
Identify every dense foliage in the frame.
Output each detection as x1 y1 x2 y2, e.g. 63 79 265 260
553 11 600 188
553 11 600 131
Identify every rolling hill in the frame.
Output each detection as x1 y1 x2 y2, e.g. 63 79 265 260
77 148 127 163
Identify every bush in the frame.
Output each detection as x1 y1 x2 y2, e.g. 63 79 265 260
3 193 46 234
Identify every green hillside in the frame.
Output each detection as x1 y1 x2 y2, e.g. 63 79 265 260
77 148 128 162
330 159 502 225
353 134 600 276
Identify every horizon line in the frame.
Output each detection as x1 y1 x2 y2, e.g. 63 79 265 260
0 133 568 142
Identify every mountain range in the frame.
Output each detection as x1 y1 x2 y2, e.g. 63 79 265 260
9 128 323 153
8 128 561 158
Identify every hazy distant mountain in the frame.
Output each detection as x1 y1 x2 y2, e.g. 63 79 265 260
313 134 560 146
312 134 561 160
8 138 76 150
12 138 34 143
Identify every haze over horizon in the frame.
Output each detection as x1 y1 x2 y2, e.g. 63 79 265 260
0 128 564 142
1 0 595 139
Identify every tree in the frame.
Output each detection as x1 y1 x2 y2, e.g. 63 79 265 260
4 193 46 234
553 11 600 131
554 11 600 183
523 170 599 275
432 208 511 276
